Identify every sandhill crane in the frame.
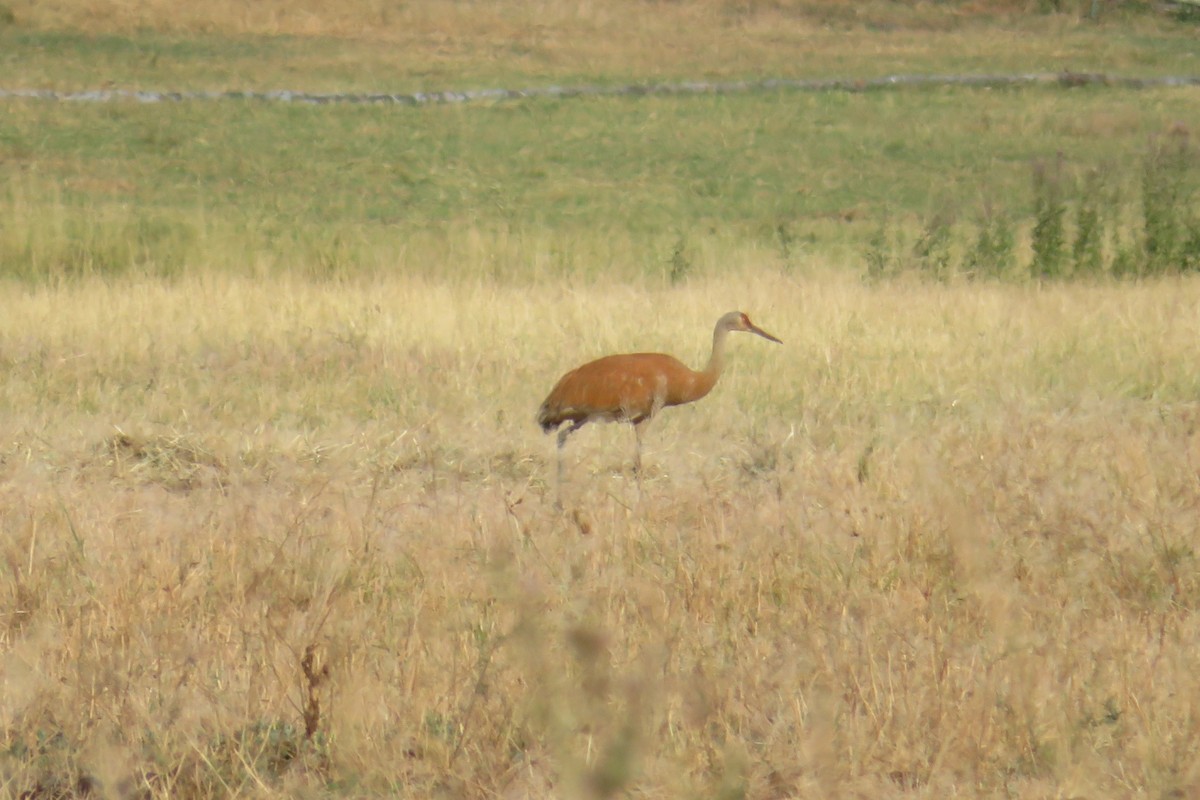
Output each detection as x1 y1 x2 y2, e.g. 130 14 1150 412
537 311 781 493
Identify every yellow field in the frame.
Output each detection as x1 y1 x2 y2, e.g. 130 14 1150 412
3 266 1199 797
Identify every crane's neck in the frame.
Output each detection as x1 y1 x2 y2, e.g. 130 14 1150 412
695 322 731 395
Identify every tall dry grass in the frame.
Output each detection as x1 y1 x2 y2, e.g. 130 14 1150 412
2 267 1200 797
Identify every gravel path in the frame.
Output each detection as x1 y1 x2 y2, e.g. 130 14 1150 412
2 72 1198 106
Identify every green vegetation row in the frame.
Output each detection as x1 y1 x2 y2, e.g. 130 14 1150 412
866 132 1200 281
1 85 1197 283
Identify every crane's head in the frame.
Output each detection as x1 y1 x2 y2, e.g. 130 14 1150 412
720 311 782 344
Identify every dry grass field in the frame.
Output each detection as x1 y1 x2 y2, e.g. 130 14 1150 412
4 0 1200 797
3 266 1200 797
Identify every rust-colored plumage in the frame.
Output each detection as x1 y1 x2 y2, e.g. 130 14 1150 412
538 311 781 489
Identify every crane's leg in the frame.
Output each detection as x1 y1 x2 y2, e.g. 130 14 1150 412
555 420 586 509
632 419 649 495
631 394 663 495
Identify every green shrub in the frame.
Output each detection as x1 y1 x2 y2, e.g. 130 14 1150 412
1031 157 1068 279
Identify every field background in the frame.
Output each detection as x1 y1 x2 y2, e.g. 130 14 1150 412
3 1 1200 798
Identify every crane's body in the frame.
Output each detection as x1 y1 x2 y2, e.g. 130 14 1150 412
537 311 780 495
538 351 718 429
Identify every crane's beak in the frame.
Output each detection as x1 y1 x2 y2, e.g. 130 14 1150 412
747 321 782 344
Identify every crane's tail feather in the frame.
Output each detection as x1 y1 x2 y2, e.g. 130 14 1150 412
536 403 558 433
